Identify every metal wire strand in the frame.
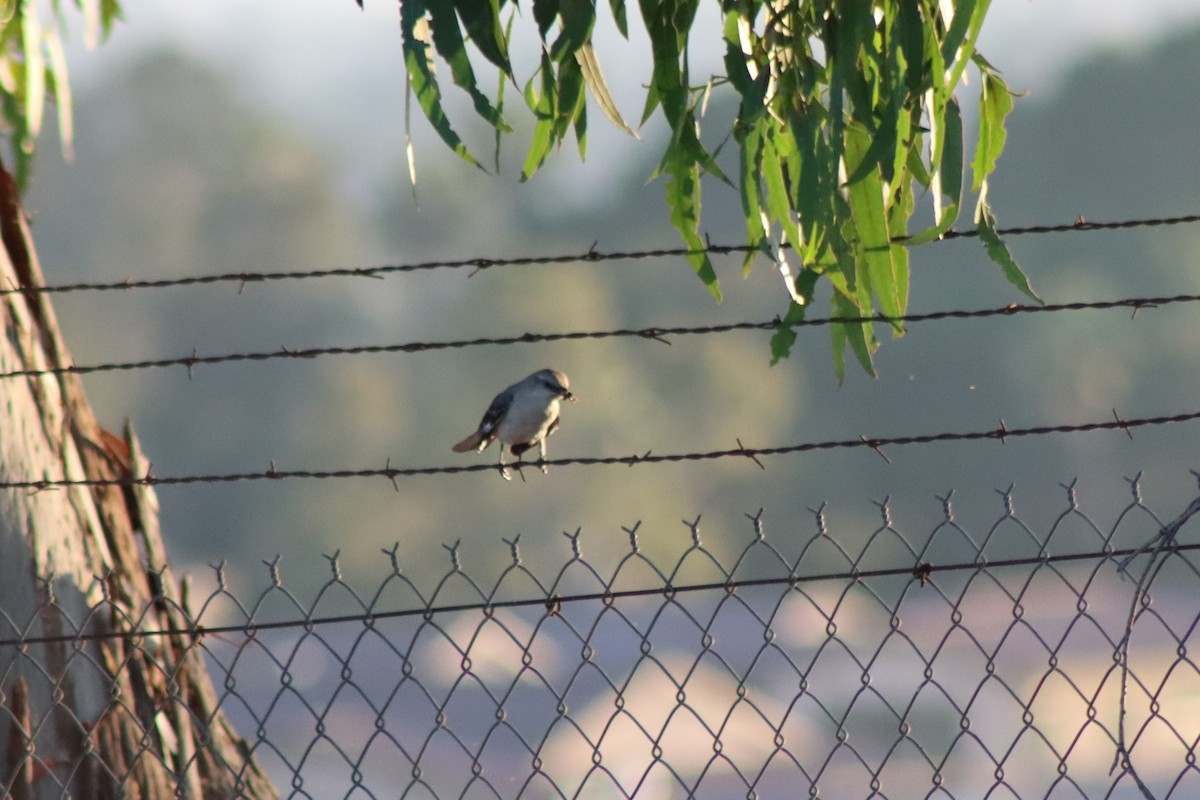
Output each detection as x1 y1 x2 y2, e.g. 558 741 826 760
1 211 1198 297
1 408 1196 490
0 292 1194 380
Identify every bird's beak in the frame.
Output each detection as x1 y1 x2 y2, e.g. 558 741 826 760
564 390 577 402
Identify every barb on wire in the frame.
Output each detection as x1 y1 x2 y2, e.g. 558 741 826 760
4 538 1199 650
3 212 1199 298
3 292 1199 380
1 409 1198 491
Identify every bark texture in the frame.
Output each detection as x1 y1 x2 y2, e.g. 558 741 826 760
0 170 277 797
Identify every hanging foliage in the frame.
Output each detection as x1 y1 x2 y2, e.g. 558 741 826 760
395 0 1038 374
0 0 121 187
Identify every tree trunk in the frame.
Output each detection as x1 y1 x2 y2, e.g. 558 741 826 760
0 169 277 798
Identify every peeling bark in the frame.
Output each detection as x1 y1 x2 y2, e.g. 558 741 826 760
0 167 277 798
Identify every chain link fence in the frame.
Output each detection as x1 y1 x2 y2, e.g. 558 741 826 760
3 477 1200 798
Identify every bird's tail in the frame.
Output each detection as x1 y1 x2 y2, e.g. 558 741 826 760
452 432 486 453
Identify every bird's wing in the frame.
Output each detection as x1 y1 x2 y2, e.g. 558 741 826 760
452 387 513 452
476 388 513 435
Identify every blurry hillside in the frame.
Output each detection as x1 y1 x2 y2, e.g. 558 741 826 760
21 25 1200 596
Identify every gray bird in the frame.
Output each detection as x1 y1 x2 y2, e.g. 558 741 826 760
452 369 575 480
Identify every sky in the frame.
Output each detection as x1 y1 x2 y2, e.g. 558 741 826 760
59 0 1200 194
76 0 1200 85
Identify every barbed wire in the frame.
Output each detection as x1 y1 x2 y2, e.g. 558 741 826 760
2 212 1198 298
3 408 1196 491
1 292 1194 380
2 537 1194 650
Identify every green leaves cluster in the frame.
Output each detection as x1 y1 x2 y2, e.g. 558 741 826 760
0 0 120 187
398 0 1040 374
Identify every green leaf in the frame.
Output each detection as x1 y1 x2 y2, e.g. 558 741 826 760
895 0 926 95
887 172 914 333
0 89 32 189
738 124 766 258
521 116 556 180
521 53 558 180
787 106 835 259
760 127 801 250
825 13 846 170
550 0 595 63
451 0 512 73
909 94 961 244
22 8 44 139
794 267 820 308
401 0 481 168
608 0 628 38
532 0 557 38
977 203 1042 304
576 42 638 138
770 300 807 365
971 68 1013 192
938 96 963 221
831 0 874 125
427 0 510 132
844 100 897 185
844 123 904 330
554 51 585 141
831 291 877 380
99 0 123 40
493 9 516 172
942 0 992 96
44 25 72 160
638 0 687 126
573 89 588 158
905 131 931 186
660 115 721 301
890 105 918 193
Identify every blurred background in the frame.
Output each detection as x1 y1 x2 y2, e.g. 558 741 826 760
21 0 1200 601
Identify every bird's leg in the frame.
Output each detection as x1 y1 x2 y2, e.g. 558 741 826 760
498 447 512 481
539 438 549 474
506 448 527 482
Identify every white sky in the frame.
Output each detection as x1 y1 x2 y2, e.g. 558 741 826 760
78 0 1200 89
58 0 1200 193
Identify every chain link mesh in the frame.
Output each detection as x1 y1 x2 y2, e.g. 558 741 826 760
3 477 1200 798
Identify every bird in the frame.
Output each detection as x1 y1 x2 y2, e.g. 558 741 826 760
452 369 576 480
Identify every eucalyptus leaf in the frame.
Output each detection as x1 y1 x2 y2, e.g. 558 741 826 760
608 0 628 38
399 0 1014 373
978 203 1042 304
427 0 510 132
844 123 904 330
662 117 721 301
402 0 481 168
550 0 595 63
972 69 1013 193
44 26 72 160
452 0 513 73
575 43 638 138
22 9 44 138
